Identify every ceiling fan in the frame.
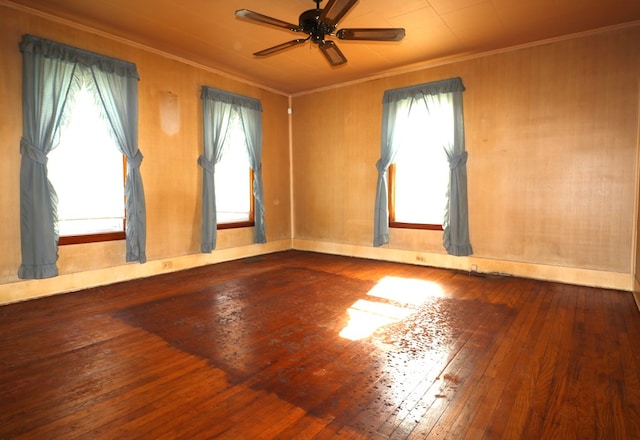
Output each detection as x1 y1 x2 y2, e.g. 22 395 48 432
235 0 406 66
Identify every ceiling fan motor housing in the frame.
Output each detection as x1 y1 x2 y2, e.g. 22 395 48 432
299 8 335 43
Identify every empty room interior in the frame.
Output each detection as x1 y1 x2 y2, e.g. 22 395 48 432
1 0 640 438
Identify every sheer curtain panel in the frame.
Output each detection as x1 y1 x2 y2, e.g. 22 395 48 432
373 98 411 247
239 105 266 244
91 64 146 262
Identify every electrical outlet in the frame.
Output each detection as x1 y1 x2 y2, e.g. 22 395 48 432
162 260 173 270
416 255 425 262
470 264 478 272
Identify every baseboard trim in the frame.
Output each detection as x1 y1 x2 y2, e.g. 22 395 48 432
2 239 633 306
292 239 632 292
0 239 292 306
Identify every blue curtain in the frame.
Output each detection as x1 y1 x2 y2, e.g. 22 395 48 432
239 105 266 244
373 77 472 256
443 90 472 256
91 65 146 262
18 35 144 279
199 86 264 252
18 36 76 278
198 88 233 252
373 98 411 247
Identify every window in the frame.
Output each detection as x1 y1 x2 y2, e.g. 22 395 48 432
18 34 146 280
388 93 453 230
215 109 254 228
48 81 126 244
374 77 472 256
199 86 265 253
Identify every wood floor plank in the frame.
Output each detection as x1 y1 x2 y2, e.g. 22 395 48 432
568 287 597 439
478 283 555 438
1 250 639 438
88 363 229 438
420 297 520 439
273 413 336 440
459 281 543 439
158 383 264 439
17 348 213 438
515 292 570 437
618 290 640 440
405 300 514 439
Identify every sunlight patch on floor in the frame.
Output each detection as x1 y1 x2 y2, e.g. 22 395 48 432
339 299 414 340
367 276 445 305
339 276 445 341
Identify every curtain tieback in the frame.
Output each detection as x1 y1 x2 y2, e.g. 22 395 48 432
197 155 215 173
448 150 467 169
127 150 144 169
19 138 47 164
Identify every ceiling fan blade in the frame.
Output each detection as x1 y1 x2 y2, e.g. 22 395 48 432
319 40 347 66
254 39 309 57
319 0 358 27
336 28 406 41
235 9 302 32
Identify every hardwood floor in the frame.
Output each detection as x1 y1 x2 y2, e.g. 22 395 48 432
1 250 639 439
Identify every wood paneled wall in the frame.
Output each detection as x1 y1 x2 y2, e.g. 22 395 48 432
636 109 640 294
292 26 640 279
1 3 638 301
0 6 291 289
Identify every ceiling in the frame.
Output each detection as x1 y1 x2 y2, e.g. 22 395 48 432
7 0 640 95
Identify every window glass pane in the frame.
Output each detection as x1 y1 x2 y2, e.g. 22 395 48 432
394 148 448 225
393 96 451 225
48 83 125 236
215 111 251 223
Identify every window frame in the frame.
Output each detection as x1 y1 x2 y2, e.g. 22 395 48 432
387 163 444 231
58 117 127 246
216 168 255 230
18 34 146 279
58 229 125 245
56 141 128 245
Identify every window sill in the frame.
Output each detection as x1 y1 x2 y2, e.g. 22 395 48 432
58 231 126 245
389 222 443 231
217 221 255 230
